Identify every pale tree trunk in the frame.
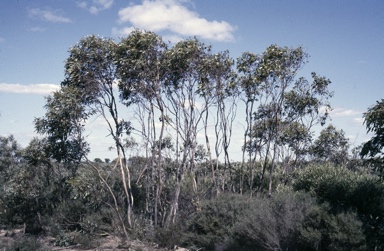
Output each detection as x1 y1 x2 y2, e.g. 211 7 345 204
202 99 218 196
86 158 129 240
154 94 166 227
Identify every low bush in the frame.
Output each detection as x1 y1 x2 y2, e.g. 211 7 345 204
182 193 250 250
2 235 49 251
299 206 366 251
232 190 316 251
294 164 384 250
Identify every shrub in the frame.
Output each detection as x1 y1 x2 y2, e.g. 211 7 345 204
4 235 49 251
182 190 316 251
232 190 316 251
182 193 250 250
299 204 366 251
294 164 384 250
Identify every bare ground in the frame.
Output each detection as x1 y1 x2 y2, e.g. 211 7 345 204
0 229 185 251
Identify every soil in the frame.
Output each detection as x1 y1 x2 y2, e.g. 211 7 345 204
0 229 187 251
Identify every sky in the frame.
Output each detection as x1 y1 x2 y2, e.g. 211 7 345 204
0 0 383 161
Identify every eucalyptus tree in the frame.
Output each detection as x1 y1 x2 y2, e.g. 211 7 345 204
236 51 264 194
35 35 133 237
237 45 332 195
65 35 135 235
0 135 23 217
0 135 23 176
310 124 350 166
116 30 169 226
197 50 237 194
361 99 384 175
163 38 220 226
278 72 332 178
35 85 91 171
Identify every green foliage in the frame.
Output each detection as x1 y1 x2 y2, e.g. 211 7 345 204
310 124 350 166
94 158 103 163
2 235 49 251
0 137 73 233
299 204 366 251
232 190 316 251
361 99 384 175
0 135 24 219
183 193 250 250
237 45 333 194
117 29 167 104
34 86 90 166
155 223 184 248
294 164 384 250
53 165 125 234
5 30 384 250
54 231 98 248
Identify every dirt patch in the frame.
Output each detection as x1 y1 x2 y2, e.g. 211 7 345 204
0 229 179 251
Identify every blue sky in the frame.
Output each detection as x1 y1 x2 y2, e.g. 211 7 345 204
1 0 383 160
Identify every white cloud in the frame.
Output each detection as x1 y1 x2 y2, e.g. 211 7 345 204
353 117 364 125
112 27 135 37
331 107 362 117
78 0 114 15
162 34 184 43
28 8 73 23
116 0 236 42
353 117 364 126
0 83 60 95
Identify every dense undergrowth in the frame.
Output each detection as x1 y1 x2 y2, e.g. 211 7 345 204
1 135 383 251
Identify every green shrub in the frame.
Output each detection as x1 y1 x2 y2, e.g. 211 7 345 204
182 191 316 251
54 230 98 248
182 193 250 250
232 190 316 251
5 235 49 251
294 164 384 250
299 204 366 251
155 223 184 248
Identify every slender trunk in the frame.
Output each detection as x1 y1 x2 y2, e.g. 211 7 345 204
268 144 278 196
165 146 188 227
117 146 132 228
86 158 129 240
154 95 165 227
203 101 217 196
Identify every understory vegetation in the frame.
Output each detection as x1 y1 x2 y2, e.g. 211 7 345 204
1 30 383 250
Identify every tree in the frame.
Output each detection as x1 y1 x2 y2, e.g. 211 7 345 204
117 30 169 227
361 99 384 175
94 158 103 163
0 135 24 221
0 135 23 175
36 35 133 237
237 45 332 195
163 38 212 226
0 137 62 233
35 86 90 173
310 124 349 166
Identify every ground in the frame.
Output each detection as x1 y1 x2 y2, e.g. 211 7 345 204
0 228 185 251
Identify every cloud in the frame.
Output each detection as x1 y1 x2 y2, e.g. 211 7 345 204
112 26 135 37
77 0 114 14
0 83 60 95
353 117 364 126
0 37 4 43
116 0 236 42
28 8 72 23
330 107 362 117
